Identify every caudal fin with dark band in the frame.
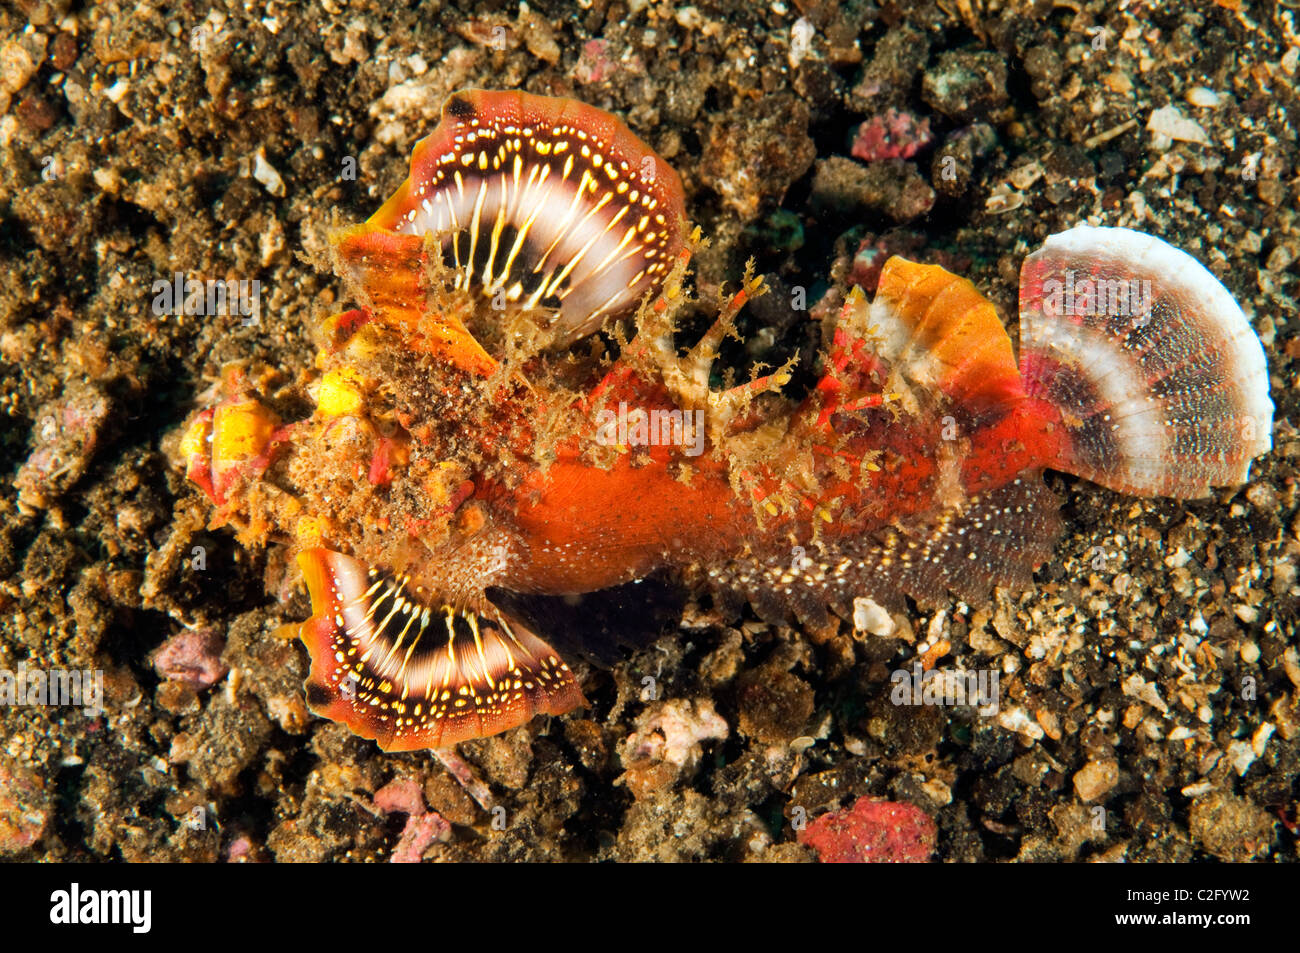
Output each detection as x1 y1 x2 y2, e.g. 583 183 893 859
1018 225 1273 498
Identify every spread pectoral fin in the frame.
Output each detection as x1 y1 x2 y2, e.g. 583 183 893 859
291 548 585 751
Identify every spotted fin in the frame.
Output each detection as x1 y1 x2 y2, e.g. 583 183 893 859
1018 225 1273 498
291 549 585 751
707 475 1063 623
369 89 688 345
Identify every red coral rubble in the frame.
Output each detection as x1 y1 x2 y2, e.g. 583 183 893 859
798 797 937 863
850 109 934 162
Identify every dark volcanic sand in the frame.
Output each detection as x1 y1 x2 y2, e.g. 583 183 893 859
0 0 1296 862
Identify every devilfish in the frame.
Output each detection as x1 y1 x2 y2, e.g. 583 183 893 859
178 89 1273 751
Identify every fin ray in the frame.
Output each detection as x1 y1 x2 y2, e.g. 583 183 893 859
368 89 688 346
824 259 1026 429
1018 224 1272 497
706 475 1063 621
294 549 584 750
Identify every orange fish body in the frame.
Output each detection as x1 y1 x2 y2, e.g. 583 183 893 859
179 90 1272 751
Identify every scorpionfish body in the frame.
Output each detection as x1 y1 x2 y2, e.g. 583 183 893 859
178 89 1273 751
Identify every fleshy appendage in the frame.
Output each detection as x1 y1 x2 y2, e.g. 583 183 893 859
289 549 584 751
366 88 688 347
174 364 310 552
1018 224 1273 498
330 227 499 379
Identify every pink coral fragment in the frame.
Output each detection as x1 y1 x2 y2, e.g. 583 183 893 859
373 778 425 817
575 39 615 84
373 777 451 863
152 627 228 690
850 109 933 162
390 812 451 864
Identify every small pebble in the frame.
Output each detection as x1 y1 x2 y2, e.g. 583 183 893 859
1147 105 1210 147
152 627 229 690
853 596 895 636
251 147 285 197
789 18 814 69
1072 760 1118 802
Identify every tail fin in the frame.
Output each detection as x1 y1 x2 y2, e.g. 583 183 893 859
1018 225 1272 498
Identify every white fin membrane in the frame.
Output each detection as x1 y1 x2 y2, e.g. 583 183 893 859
1018 224 1272 498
